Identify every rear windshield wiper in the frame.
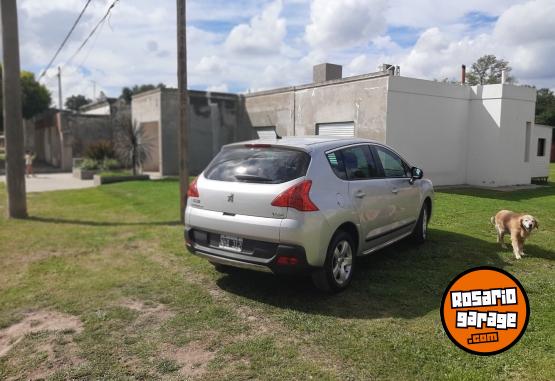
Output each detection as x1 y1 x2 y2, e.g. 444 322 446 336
234 174 273 182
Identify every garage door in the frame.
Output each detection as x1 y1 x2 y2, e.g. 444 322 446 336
256 127 277 139
317 122 355 137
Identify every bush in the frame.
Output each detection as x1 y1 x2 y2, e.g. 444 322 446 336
80 158 120 171
101 158 120 170
84 141 116 161
81 158 99 170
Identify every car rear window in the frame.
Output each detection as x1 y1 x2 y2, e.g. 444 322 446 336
204 146 311 184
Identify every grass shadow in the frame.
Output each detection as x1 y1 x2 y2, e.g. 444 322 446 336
216 228 553 320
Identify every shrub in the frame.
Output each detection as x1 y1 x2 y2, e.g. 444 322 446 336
101 158 120 171
81 158 99 170
84 141 116 161
79 158 120 171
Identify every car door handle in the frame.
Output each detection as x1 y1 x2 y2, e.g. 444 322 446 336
355 190 366 198
391 188 399 194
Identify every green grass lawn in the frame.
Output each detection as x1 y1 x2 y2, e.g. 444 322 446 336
97 170 134 177
0 167 554 380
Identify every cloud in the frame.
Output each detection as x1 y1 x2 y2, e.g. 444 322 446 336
195 55 226 74
6 0 555 107
396 0 555 86
225 0 287 55
399 27 479 80
493 0 555 79
207 83 230 92
305 0 387 50
385 0 522 29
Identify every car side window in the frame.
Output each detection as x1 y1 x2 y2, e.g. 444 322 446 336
340 145 379 180
375 146 410 178
325 151 347 180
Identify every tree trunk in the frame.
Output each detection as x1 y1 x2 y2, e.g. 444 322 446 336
132 148 137 176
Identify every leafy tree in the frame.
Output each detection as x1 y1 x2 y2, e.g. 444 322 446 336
65 94 92 111
466 55 515 85
119 83 166 104
535 88 555 126
20 71 52 119
0 66 51 132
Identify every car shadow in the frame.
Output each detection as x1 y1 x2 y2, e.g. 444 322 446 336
215 228 553 320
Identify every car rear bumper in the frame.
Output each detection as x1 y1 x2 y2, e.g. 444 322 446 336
185 228 313 274
185 206 332 267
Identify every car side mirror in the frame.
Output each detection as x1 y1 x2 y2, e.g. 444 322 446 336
410 167 423 183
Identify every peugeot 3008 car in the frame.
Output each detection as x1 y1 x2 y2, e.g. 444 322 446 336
185 137 434 291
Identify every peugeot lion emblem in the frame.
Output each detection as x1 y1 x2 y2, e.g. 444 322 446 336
227 194 234 203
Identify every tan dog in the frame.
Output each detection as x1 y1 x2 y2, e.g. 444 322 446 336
491 210 539 259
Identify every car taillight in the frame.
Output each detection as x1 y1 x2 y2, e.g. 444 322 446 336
276 256 299 266
271 180 319 211
245 143 272 148
187 178 199 198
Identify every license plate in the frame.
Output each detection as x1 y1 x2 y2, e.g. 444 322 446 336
219 235 243 252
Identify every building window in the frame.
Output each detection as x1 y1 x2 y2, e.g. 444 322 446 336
524 122 531 162
537 138 546 157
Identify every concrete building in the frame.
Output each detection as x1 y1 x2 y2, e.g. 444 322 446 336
243 63 551 187
32 110 113 171
131 88 253 175
532 124 554 180
550 126 555 163
126 63 551 186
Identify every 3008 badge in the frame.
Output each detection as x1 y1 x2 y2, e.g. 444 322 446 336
440 267 530 355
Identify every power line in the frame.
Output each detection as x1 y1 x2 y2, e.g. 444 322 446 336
76 13 107 70
65 0 120 67
38 0 93 80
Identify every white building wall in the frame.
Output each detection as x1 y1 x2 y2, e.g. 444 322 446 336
386 76 471 186
466 85 504 186
467 85 536 186
532 124 553 178
386 78 537 187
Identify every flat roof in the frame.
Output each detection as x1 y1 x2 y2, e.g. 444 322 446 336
131 87 239 101
243 71 390 98
79 98 116 111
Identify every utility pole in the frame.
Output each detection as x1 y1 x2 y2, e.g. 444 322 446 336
57 66 63 110
177 0 189 223
91 80 96 100
1 0 28 218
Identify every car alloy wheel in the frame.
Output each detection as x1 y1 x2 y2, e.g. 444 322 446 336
332 240 353 286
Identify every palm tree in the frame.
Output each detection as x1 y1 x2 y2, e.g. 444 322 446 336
114 111 153 175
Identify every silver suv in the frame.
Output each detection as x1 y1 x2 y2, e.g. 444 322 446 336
185 137 434 291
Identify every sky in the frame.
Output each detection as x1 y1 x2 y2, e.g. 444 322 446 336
3 0 555 107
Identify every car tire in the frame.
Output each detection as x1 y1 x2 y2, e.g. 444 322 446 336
312 231 355 292
411 203 429 244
